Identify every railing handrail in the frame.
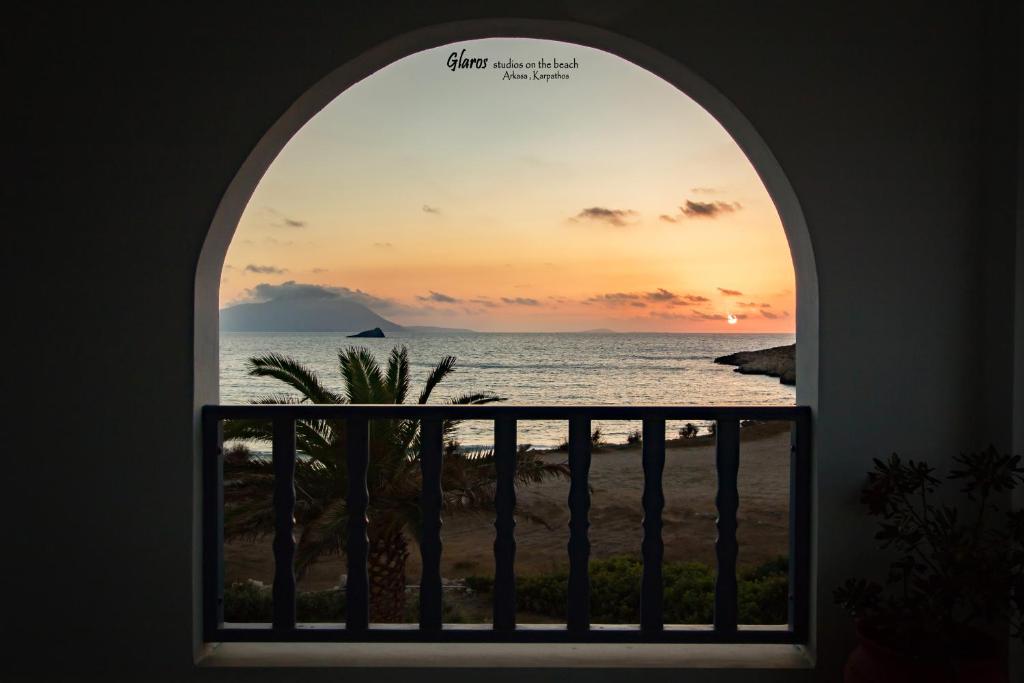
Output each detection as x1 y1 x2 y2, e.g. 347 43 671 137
204 403 809 420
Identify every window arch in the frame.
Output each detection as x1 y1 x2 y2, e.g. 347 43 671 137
193 17 819 652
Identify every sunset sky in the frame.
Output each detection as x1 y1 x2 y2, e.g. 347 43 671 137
220 38 795 333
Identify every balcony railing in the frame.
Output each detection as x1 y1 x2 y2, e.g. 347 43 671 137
202 404 811 643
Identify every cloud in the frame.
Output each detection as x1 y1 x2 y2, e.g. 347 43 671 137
585 289 709 308
644 288 677 302
736 301 771 308
310 268 328 274
501 297 541 306
690 311 749 321
242 281 408 315
244 264 287 274
659 197 742 222
570 207 638 227
247 281 337 302
717 287 743 296
422 205 441 214
681 200 741 218
642 288 700 306
760 310 790 320
690 187 718 194
469 298 499 308
265 207 306 228
373 242 394 249
585 292 641 305
417 290 461 304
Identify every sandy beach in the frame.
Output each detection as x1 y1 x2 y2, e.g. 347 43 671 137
224 421 793 591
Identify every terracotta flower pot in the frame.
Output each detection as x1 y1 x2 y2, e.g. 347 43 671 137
844 622 1007 683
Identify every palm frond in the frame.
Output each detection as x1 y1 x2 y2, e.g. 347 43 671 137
223 454 277 540
417 355 457 404
225 395 340 456
514 450 570 484
441 391 506 440
222 418 274 444
448 392 504 406
339 346 387 404
246 353 342 404
385 345 410 404
294 497 348 579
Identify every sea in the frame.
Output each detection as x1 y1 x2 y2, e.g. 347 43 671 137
220 332 796 449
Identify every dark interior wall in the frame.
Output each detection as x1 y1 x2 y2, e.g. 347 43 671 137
4 2 1019 681
1011 6 1024 680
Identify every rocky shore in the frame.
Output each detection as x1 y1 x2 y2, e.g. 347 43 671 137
714 343 795 385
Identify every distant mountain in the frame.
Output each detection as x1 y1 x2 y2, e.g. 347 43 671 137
220 297 477 335
576 328 619 334
220 297 405 334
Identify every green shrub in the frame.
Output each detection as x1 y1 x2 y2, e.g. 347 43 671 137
741 555 788 581
518 571 570 616
472 556 788 625
737 574 789 625
224 556 789 625
224 581 273 622
464 575 495 593
224 581 347 623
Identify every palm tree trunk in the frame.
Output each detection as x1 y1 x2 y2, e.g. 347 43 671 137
368 530 409 622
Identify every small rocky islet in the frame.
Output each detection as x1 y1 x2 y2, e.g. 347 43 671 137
347 327 386 338
714 343 795 385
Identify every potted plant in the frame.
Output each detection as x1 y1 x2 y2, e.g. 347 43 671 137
834 446 1024 682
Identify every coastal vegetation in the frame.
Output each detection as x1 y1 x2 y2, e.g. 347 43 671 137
221 345 567 621
679 423 699 439
225 555 789 625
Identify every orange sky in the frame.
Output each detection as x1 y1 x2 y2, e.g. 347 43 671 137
220 39 795 333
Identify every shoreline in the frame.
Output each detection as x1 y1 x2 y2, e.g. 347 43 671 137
714 343 796 385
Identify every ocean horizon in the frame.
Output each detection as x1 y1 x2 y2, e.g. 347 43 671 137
220 331 796 449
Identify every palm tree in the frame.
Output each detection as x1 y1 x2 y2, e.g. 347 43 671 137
222 345 567 622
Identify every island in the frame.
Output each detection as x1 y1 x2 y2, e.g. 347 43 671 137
347 327 385 338
714 343 795 385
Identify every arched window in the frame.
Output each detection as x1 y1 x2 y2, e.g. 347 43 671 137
196 25 817 650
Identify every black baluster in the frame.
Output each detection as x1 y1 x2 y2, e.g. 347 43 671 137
714 417 740 633
419 418 444 633
789 412 812 641
567 417 591 633
640 418 665 633
272 417 297 630
346 418 369 631
493 418 517 631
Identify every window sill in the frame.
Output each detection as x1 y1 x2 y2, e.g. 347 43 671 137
198 641 813 669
